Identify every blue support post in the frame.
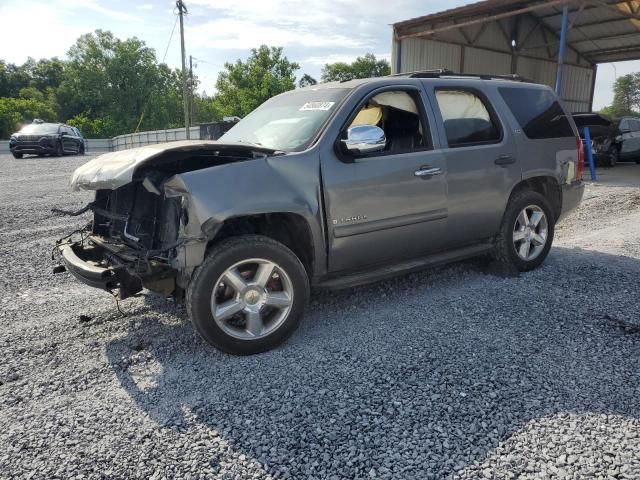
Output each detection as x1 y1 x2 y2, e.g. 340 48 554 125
555 5 569 96
583 127 597 181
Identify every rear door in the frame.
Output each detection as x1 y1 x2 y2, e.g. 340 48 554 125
425 83 519 248
320 85 448 273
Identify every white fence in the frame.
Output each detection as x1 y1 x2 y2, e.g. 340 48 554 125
1 126 204 154
111 126 201 151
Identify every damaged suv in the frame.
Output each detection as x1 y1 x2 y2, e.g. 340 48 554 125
55 72 584 354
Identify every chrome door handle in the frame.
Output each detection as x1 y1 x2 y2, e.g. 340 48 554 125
414 167 442 177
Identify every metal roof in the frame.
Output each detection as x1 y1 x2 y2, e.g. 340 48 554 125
393 0 640 65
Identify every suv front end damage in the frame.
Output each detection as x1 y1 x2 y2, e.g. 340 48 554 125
54 141 275 299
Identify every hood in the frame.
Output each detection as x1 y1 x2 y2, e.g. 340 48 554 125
70 140 276 191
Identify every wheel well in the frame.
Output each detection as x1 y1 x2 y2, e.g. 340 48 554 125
209 213 314 277
510 177 562 220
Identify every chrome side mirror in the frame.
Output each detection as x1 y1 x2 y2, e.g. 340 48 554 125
341 124 386 155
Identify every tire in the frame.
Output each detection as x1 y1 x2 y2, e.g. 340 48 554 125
606 148 618 167
12 152 22 159
55 141 64 157
79 144 85 155
187 235 309 355
492 190 555 272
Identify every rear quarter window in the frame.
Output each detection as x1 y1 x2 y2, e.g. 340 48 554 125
499 87 574 139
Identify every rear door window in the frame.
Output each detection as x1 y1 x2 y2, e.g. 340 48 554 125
499 87 574 139
435 89 501 147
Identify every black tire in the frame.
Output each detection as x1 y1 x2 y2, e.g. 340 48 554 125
492 190 555 272
12 152 23 159
79 144 85 155
187 235 309 355
606 147 618 167
55 141 64 157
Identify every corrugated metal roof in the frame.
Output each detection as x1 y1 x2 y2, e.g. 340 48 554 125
393 0 640 64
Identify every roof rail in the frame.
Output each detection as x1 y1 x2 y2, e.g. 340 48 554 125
393 69 532 83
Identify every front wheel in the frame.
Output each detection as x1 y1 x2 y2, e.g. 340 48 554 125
12 152 23 159
492 190 555 272
55 141 64 157
79 144 85 155
606 147 618 167
187 235 309 355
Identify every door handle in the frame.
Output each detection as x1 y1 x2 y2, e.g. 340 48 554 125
494 154 516 166
414 166 442 178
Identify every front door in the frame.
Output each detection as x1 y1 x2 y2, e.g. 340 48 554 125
321 86 448 273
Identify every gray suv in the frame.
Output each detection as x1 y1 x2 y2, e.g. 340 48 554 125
55 72 584 354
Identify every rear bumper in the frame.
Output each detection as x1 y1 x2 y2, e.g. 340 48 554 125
558 181 584 222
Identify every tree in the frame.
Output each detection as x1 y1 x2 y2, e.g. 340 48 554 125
607 73 640 117
321 53 390 83
55 30 185 136
0 96 57 138
298 73 317 88
212 45 299 118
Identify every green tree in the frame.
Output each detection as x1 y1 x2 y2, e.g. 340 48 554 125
0 96 57 138
607 73 640 117
56 30 184 136
212 45 299 118
321 53 390 83
298 73 317 88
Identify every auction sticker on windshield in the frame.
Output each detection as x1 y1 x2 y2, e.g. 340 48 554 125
299 102 335 111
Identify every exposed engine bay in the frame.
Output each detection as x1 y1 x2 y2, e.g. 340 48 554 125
55 143 275 299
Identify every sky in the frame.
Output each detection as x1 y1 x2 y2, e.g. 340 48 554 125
0 0 638 110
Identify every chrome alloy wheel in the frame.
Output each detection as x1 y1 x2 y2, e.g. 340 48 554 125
211 258 294 340
512 205 549 261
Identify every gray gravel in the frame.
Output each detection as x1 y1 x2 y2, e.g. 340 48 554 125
1 153 639 479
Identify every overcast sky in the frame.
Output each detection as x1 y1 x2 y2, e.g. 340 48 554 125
0 0 638 110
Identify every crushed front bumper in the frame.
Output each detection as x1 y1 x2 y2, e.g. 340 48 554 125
55 240 146 299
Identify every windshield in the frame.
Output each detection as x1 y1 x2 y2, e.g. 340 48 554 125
19 124 60 135
220 88 349 151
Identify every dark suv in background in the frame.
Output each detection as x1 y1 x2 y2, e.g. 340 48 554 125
9 122 85 159
573 113 640 167
56 72 584 354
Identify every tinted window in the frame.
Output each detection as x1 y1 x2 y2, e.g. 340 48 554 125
631 119 640 131
435 89 501 147
499 87 574 139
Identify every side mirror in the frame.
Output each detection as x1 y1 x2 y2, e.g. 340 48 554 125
341 124 386 155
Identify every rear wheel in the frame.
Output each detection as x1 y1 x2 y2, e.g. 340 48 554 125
79 144 85 155
12 152 23 159
55 141 63 157
493 190 555 272
187 235 309 355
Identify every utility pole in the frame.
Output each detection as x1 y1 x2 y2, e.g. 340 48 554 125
189 55 194 127
177 0 190 139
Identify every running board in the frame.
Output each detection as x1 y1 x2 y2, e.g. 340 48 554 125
315 243 493 290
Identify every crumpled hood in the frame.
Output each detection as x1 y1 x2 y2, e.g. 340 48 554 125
70 140 274 191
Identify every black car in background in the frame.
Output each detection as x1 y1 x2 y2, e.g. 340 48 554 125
573 113 640 167
9 122 85 159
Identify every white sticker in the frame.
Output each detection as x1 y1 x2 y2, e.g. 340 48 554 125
299 101 335 111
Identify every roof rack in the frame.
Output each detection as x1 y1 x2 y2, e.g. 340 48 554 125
393 69 532 83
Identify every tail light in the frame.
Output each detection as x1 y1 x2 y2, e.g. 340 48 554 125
575 136 584 181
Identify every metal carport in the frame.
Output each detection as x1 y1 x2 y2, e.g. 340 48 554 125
392 0 640 112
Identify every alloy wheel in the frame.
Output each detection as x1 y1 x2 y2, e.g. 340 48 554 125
512 205 548 261
210 258 294 340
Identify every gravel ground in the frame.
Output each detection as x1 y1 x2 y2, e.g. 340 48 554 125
1 154 639 480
